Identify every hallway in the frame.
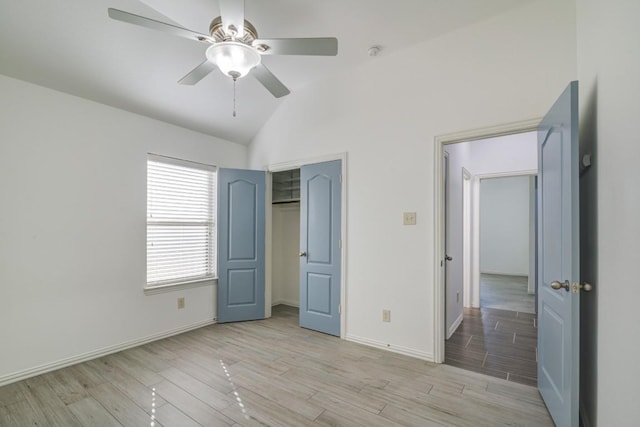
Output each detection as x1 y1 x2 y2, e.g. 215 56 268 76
447 275 537 386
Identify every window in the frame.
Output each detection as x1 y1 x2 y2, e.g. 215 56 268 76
146 154 216 287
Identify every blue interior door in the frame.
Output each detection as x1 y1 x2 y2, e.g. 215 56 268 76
537 81 580 426
217 168 265 323
300 160 342 336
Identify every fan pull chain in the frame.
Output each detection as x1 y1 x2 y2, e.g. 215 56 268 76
232 78 237 118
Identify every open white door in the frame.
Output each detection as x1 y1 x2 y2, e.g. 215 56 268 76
537 81 584 426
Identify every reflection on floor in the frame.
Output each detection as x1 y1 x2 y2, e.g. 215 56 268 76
445 307 538 386
480 274 535 314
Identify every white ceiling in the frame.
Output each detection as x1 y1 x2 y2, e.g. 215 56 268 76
0 0 533 145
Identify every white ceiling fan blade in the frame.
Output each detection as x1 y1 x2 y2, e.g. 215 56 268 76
253 38 338 56
178 60 218 85
219 0 245 38
108 8 213 43
252 64 290 98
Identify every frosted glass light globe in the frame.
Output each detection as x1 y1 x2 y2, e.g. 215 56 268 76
206 42 261 79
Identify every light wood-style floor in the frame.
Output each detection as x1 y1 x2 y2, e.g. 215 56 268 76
0 305 553 426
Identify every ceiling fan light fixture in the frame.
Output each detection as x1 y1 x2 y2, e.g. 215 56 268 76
206 41 261 79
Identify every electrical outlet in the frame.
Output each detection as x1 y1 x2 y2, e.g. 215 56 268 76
177 297 185 309
382 309 391 322
403 212 417 225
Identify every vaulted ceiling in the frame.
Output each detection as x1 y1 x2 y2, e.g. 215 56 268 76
0 0 533 144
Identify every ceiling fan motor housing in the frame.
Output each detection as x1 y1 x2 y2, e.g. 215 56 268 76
209 16 258 44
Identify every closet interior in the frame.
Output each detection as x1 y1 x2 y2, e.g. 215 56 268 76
271 169 301 307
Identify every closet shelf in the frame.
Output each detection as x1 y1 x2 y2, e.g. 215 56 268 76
273 177 300 184
273 199 300 204
272 169 301 205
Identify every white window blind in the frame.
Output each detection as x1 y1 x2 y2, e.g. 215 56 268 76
147 154 216 287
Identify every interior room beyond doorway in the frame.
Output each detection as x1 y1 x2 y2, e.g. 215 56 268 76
478 175 536 314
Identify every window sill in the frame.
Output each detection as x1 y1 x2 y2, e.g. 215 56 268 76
144 277 217 295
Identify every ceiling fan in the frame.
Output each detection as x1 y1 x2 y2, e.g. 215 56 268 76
108 0 338 99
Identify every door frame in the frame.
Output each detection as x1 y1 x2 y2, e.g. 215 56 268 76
461 168 472 308
433 119 540 363
265 152 348 339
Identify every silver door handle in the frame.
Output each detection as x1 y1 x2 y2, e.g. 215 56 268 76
299 251 307 257
550 280 570 292
579 282 593 292
445 255 453 261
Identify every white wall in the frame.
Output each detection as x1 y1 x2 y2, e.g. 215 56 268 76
577 0 640 425
271 204 300 307
0 75 247 384
249 0 576 359
480 176 530 276
466 132 538 175
444 132 537 332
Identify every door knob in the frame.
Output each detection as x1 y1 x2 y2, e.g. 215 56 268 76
572 282 593 293
299 251 307 257
445 255 453 261
580 282 593 292
550 280 570 292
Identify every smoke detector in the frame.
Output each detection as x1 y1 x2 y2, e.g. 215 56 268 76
368 46 381 57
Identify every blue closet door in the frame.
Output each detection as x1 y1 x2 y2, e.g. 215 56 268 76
217 168 265 323
299 160 342 336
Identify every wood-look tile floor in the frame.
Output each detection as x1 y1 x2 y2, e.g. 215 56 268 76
0 305 552 426
480 274 535 314
446 307 538 387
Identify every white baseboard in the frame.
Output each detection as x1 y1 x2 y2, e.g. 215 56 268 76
447 313 464 339
272 299 300 307
0 319 215 387
346 334 434 362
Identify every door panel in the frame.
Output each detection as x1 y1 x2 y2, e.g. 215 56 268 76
300 160 341 336
307 175 333 264
307 273 332 314
537 81 580 427
217 168 265 323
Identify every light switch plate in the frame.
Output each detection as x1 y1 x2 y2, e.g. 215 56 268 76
403 212 417 225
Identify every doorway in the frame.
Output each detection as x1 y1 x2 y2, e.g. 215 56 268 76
478 175 536 314
434 123 539 386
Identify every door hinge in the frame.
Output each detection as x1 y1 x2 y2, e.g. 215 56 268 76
339 174 342 183
339 239 342 249
338 304 342 314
